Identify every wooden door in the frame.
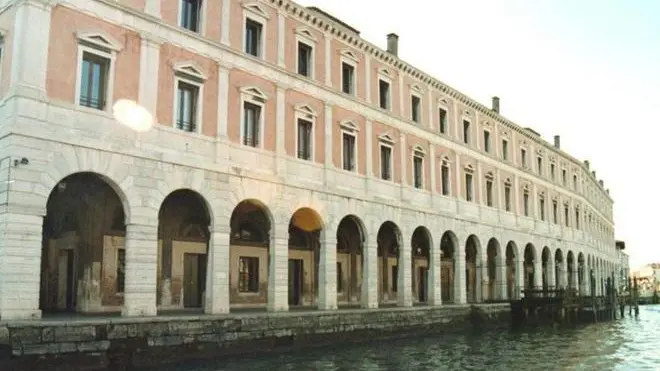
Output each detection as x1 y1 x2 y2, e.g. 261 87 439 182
183 253 201 308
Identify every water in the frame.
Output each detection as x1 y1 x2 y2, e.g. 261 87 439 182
155 305 660 371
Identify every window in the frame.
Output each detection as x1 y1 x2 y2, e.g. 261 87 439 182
439 108 448 134
243 102 261 147
504 183 512 211
116 249 125 293
342 131 356 171
483 131 491 153
238 256 259 293
552 201 558 224
180 0 201 32
413 151 424 189
392 265 398 292
523 192 529 216
79 52 110 110
462 120 470 144
380 144 393 181
502 139 508 160
245 18 263 57
537 157 543 175
564 204 570 227
465 172 474 201
411 94 421 123
539 197 545 221
341 62 355 95
379 79 391 110
296 118 313 160
485 179 494 207
550 163 556 180
573 174 578 190
297 41 313 77
521 149 527 168
336 262 343 293
175 81 200 132
441 162 450 196
562 169 567 185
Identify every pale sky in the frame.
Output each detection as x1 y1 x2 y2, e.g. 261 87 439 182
296 0 660 269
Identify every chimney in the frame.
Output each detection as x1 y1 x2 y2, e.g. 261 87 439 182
599 180 604 187
592 170 596 178
584 160 590 169
553 135 561 149
492 96 500 113
387 33 399 56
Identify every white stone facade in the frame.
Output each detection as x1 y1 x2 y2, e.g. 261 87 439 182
0 0 621 320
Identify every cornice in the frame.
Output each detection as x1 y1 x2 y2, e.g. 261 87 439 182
272 0 611 203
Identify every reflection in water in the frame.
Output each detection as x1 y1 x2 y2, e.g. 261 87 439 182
153 305 660 371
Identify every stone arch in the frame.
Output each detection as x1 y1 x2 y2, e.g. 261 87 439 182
440 231 458 303
40 172 129 314
465 234 481 303
156 168 217 224
411 226 433 303
336 214 366 306
554 248 564 289
523 243 536 290
288 207 324 307
505 241 519 299
377 221 403 304
485 238 501 301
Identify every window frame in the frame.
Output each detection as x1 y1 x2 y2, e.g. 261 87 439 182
485 173 494 207
483 129 491 153
464 165 475 202
178 0 204 33
520 147 528 169
411 145 425 189
295 29 316 79
378 134 395 181
242 4 269 59
440 157 451 196
438 103 449 135
410 89 422 123
377 69 393 111
462 118 471 145
340 120 359 173
503 179 512 212
171 62 207 134
74 32 121 113
522 186 530 217
339 50 358 96
239 86 268 148
294 104 317 161
539 194 545 221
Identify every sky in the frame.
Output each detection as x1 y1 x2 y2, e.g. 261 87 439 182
297 0 660 269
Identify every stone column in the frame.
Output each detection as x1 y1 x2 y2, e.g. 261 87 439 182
204 223 230 314
323 104 333 186
428 235 441 305
479 250 488 302
220 0 231 45
515 257 525 299
560 258 568 288
0 212 43 320
361 241 378 308
122 223 158 317
364 56 371 103
275 87 286 174
216 63 230 138
397 229 412 307
429 145 437 195
324 34 332 86
318 231 337 310
8 0 52 99
138 34 161 119
268 223 288 311
277 11 286 68
497 259 508 300
365 120 373 177
547 259 555 289
533 257 543 288
455 245 467 304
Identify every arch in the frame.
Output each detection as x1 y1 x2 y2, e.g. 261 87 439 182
523 243 536 290
411 226 432 303
505 241 518 299
336 215 366 306
288 207 324 307
440 231 458 303
486 238 501 302
376 221 402 304
465 234 481 303
40 172 128 313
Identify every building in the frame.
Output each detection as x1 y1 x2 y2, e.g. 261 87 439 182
0 0 620 320
615 241 629 291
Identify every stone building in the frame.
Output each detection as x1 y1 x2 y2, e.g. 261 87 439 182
0 0 620 320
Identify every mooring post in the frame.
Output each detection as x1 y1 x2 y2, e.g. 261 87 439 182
628 277 633 316
633 277 640 317
590 271 597 323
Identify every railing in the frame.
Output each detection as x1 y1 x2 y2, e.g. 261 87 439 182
79 95 105 110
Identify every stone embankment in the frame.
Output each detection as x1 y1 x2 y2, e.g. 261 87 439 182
0 304 509 370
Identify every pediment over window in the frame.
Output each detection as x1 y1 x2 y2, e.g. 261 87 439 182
341 49 358 62
240 86 268 100
464 110 472 116
464 163 475 173
538 191 545 198
482 120 491 127
440 155 451 165
438 97 449 105
504 177 512 186
173 61 208 81
411 84 423 93
520 140 528 146
294 103 317 117
412 145 425 155
549 156 557 163
485 171 494 180
378 133 395 144
378 68 393 79
339 119 359 132
500 130 508 137
522 184 530 192
242 2 270 19
296 27 317 42
536 148 544 155
76 31 123 51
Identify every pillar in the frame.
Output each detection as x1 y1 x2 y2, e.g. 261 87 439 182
515 257 525 299
318 231 337 310
275 86 286 174
533 257 543 288
361 241 378 308
497 258 508 300
204 223 230 314
122 223 158 316
397 230 412 307
277 10 286 68
268 223 288 311
0 212 43 320
138 34 161 120
428 237 442 305
216 63 230 138
479 250 488 302
455 246 467 304
220 0 231 46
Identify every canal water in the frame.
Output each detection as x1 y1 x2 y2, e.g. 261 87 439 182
155 305 660 371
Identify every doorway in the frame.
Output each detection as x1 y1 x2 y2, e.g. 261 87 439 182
417 266 427 302
183 253 207 308
57 249 76 311
288 259 304 306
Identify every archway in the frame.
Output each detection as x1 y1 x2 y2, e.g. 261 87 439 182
336 215 365 306
157 189 210 310
486 238 500 302
440 231 457 303
377 221 401 305
40 172 127 314
554 249 564 289
505 241 518 300
567 251 575 291
411 227 431 303
288 207 323 307
523 243 536 290
465 235 480 303
229 200 272 309
577 252 585 295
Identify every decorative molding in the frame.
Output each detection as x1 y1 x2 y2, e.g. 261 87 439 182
340 49 358 62
76 30 123 51
378 133 395 144
438 97 449 105
412 144 425 155
464 163 475 173
173 61 208 81
242 2 270 19
411 84 423 94
378 68 393 79
339 119 359 132
295 27 317 42
240 86 268 100
485 171 494 180
294 103 317 118
504 177 512 186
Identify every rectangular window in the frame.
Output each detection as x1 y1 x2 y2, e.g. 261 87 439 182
411 95 421 123
552 201 558 224
562 169 567 185
550 163 556 180
297 41 313 77
564 205 570 227
521 148 527 168
379 79 391 110
413 156 423 189
342 132 356 171
575 209 580 229
502 139 508 160
176 80 199 132
539 198 545 221
238 256 259 293
297 118 312 160
244 19 263 57
523 193 529 216
573 174 578 190
380 145 392 181
79 52 110 110
504 185 511 211
243 101 261 147
116 249 125 293
483 131 491 153
180 0 201 32
537 157 543 175
341 62 355 95
439 108 448 134
441 165 450 196
336 262 343 293
462 120 470 144
486 180 493 207
465 173 473 201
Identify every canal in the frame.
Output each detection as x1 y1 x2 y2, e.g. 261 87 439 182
150 305 660 371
